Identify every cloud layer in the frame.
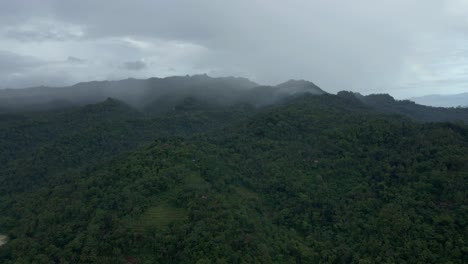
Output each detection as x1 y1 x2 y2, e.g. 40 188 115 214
1 0 468 97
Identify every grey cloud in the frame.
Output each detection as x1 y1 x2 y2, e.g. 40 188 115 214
122 61 147 71
67 56 85 64
0 51 44 74
0 71 73 89
0 51 75 89
2 19 85 42
0 1 468 96
5 28 70 42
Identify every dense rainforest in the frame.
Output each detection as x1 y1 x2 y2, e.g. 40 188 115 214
0 77 467 263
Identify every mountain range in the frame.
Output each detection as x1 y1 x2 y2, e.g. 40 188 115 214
0 75 325 112
0 75 466 263
410 92 468 107
2 75 468 123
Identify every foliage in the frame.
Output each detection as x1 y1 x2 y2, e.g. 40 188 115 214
0 94 467 263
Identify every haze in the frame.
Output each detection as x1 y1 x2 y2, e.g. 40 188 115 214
1 0 468 98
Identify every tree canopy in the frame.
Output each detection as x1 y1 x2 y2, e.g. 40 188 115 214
0 93 466 263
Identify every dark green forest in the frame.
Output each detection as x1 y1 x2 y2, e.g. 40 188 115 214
0 85 467 263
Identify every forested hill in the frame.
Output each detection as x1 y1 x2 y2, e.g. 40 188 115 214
0 97 254 194
0 91 466 263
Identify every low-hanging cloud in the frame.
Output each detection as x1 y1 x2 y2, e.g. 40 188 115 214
67 56 85 64
122 60 147 71
0 0 468 98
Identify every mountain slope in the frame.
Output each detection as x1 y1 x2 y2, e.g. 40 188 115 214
0 97 255 194
0 94 466 263
0 98 139 166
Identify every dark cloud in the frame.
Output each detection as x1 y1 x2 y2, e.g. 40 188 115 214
122 61 147 71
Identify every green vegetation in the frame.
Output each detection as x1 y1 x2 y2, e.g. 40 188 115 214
0 92 466 263
134 205 187 232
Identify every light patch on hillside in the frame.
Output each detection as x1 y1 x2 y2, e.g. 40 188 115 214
0 235 7 247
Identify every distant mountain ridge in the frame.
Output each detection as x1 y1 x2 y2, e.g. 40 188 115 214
1 75 468 124
0 75 323 112
410 92 468 107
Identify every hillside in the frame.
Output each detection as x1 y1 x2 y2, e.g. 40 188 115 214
0 97 253 194
0 92 466 263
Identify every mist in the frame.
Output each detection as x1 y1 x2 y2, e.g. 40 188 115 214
0 75 330 112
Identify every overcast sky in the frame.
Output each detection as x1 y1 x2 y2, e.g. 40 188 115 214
1 0 468 98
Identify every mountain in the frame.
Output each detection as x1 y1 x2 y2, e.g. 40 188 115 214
0 75 328 113
0 75 258 111
0 89 466 263
3 75 468 123
411 92 468 107
339 91 468 123
276 79 326 95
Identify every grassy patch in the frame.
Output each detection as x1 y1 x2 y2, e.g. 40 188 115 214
134 204 187 233
185 173 209 189
235 186 260 200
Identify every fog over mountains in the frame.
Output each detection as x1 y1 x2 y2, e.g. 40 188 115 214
1 75 467 124
0 75 327 112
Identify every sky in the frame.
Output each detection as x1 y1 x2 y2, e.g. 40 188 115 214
1 0 468 98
